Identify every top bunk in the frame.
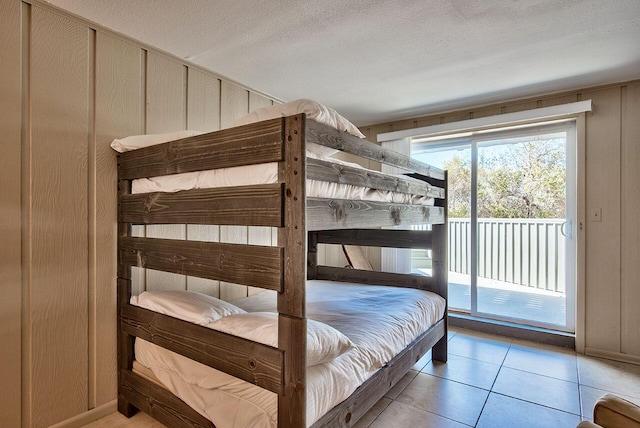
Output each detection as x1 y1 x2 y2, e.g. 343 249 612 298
117 113 447 232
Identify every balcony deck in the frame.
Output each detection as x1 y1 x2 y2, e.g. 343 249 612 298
417 270 567 328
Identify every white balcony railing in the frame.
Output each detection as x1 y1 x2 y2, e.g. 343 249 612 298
413 218 566 293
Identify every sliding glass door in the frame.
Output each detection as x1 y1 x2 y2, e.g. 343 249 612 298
412 123 576 332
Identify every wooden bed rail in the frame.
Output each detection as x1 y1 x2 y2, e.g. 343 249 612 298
118 294 285 393
306 198 444 231
306 119 445 180
310 319 445 428
306 157 444 199
313 228 434 248
118 118 284 180
119 236 284 291
315 266 435 291
119 184 284 226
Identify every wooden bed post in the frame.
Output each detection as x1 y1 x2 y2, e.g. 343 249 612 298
278 114 307 428
116 167 137 417
431 170 448 362
307 231 318 280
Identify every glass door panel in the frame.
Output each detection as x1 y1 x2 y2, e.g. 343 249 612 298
412 124 576 332
474 131 572 329
413 144 472 312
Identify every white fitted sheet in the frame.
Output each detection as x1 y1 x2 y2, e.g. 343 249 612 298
131 153 434 206
134 280 445 428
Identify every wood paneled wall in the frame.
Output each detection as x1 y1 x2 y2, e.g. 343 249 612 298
1 1 23 427
0 2 279 426
359 81 640 362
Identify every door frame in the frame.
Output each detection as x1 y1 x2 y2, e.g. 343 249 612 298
466 123 578 332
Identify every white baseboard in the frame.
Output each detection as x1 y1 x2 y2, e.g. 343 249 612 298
585 347 640 365
49 400 117 428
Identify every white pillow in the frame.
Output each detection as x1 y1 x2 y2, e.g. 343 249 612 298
230 99 365 157
207 312 354 366
111 130 204 153
131 290 246 325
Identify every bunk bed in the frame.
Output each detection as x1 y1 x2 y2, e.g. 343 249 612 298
116 112 449 428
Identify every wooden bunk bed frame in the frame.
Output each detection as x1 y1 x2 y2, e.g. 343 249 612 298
117 113 448 428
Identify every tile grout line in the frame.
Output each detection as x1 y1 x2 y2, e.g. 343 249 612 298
474 340 514 427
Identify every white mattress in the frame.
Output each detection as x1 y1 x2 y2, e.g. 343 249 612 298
134 280 445 428
131 153 434 206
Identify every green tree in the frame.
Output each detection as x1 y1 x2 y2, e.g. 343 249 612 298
442 138 566 219
444 155 471 217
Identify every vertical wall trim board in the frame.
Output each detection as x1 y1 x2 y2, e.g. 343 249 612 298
619 86 626 353
575 113 587 353
140 48 148 290
20 3 33 426
87 26 97 411
141 49 147 134
218 79 223 129
184 65 189 129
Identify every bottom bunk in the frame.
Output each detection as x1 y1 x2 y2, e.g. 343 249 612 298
122 280 446 428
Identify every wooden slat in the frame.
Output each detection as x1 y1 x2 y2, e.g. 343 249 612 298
316 266 435 291
120 237 283 291
315 229 433 249
119 118 284 180
119 184 283 226
119 370 213 428
0 1 22 426
306 118 445 180
311 319 445 428
94 31 144 407
30 7 90 426
307 157 444 199
306 198 444 231
120 303 284 393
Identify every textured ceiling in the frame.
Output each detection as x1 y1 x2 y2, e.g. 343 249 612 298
45 0 640 125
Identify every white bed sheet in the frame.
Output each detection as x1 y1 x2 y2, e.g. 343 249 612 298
131 154 434 206
134 280 445 428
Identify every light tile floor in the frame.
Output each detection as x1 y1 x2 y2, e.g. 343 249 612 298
83 328 640 428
